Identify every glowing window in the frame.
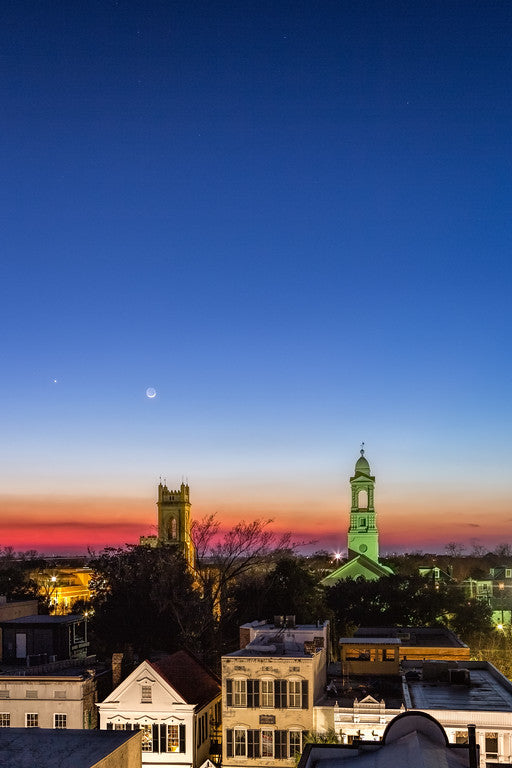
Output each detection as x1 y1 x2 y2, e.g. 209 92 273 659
168 724 180 752
141 724 152 752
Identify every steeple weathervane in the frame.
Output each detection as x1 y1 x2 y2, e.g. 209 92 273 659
360 441 365 456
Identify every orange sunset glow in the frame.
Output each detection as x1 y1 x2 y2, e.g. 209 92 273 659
1 484 510 556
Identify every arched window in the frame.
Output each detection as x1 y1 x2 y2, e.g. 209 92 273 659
357 489 368 509
171 518 177 539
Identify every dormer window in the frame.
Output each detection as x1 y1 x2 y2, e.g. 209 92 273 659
141 685 152 703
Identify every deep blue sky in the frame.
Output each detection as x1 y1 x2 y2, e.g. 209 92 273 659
1 1 511 552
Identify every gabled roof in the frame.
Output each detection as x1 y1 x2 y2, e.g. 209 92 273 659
321 554 393 586
148 650 220 709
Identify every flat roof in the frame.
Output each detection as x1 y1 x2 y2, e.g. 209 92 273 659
0 664 107 679
354 627 467 648
0 728 139 768
319 674 405 709
404 661 512 712
339 637 401 645
241 621 328 631
0 615 82 625
228 640 318 658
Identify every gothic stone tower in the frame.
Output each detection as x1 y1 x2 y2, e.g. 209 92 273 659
347 449 379 562
157 481 194 566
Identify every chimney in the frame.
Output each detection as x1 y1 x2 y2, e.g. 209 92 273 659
468 725 478 768
112 653 124 689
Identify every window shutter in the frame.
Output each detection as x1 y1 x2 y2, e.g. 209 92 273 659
106 722 113 730
274 730 287 759
248 729 260 758
226 729 234 758
247 679 260 708
180 723 186 753
274 679 286 708
126 723 132 731
152 724 159 753
160 724 167 753
226 679 233 707
301 680 309 709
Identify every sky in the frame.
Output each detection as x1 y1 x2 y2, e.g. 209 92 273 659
1 0 512 556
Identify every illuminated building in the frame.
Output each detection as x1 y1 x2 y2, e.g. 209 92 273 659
98 650 221 768
140 481 195 567
321 450 393 585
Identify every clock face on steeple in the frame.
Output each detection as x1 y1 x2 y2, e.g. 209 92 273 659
359 544 368 553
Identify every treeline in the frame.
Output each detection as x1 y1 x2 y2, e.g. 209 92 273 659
0 534 506 677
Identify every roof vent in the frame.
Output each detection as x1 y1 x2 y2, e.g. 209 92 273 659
449 668 470 685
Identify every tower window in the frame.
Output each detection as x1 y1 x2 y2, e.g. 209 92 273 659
357 489 368 509
171 518 177 539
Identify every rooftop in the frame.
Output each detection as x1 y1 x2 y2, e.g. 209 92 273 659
404 661 512 712
340 638 402 645
0 657 107 679
0 728 139 768
0 614 83 625
229 631 325 659
240 620 328 632
320 675 405 710
298 712 473 768
354 627 468 649
149 650 220 708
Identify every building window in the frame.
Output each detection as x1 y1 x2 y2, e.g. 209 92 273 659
0 714 10 727
261 679 274 708
234 679 247 707
506 569 512 578
261 729 274 757
485 732 498 758
141 724 152 752
114 723 126 730
26 714 38 727
288 680 302 708
141 685 152 703
455 731 468 744
26 690 38 699
54 691 67 700
168 724 180 752
289 730 302 756
0 691 9 700
234 728 247 756
171 518 177 539
54 714 67 729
